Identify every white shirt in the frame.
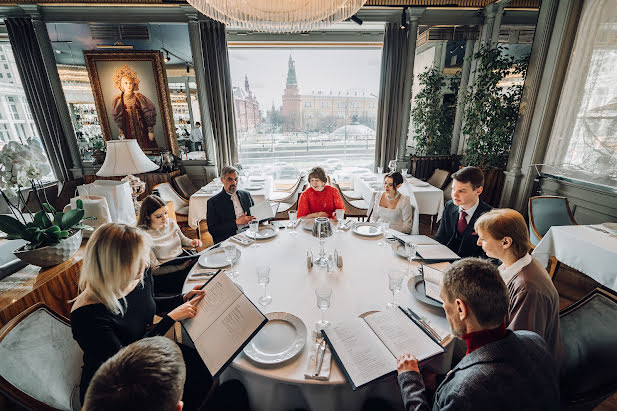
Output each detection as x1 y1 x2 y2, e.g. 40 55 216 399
189 126 203 143
498 253 533 285
228 191 245 219
459 199 479 225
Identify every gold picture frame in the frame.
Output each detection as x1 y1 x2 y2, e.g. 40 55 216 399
83 50 178 155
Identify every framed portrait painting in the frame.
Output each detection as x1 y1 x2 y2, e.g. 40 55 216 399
84 50 178 155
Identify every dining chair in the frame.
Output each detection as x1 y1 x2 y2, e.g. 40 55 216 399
443 180 452 203
528 196 577 246
270 174 306 202
0 303 83 411
173 174 199 198
153 182 189 225
331 182 368 220
272 183 307 220
559 287 617 409
426 169 450 190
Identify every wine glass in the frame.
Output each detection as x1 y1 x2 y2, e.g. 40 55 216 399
388 160 397 173
387 271 403 309
402 168 408 177
404 242 417 277
335 209 345 231
377 220 389 247
315 287 332 330
248 220 260 248
256 265 272 306
288 210 298 235
223 244 239 279
377 166 384 174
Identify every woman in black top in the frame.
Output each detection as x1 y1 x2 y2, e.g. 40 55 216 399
70 223 209 410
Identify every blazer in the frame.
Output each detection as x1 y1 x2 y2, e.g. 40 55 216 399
206 189 254 244
434 199 492 258
397 330 560 411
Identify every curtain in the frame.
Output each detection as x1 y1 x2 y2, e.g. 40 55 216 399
199 19 237 172
374 23 410 171
4 17 72 181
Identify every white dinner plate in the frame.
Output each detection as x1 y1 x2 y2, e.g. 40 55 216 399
243 312 307 365
245 226 279 240
352 222 383 237
392 241 409 259
413 182 430 187
244 185 264 191
198 246 241 268
250 176 267 182
408 275 443 309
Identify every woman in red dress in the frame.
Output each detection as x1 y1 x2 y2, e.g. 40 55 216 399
297 166 345 219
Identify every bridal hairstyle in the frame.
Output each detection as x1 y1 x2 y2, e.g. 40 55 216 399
79 223 152 315
384 171 404 190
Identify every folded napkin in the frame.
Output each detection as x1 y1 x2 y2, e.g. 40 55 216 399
288 219 301 229
339 219 354 231
230 233 255 246
304 331 332 381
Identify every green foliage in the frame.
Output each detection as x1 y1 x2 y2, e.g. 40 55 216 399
461 45 529 169
0 199 87 250
411 67 460 155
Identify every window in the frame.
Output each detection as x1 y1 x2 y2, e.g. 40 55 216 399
544 1 617 186
9 103 19 120
3 64 7 70
229 46 381 178
0 125 9 141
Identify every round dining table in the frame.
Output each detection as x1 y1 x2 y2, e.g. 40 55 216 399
182 221 455 411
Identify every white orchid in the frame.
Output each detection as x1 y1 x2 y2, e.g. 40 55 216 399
0 139 53 194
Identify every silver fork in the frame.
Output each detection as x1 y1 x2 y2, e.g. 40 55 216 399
313 337 323 375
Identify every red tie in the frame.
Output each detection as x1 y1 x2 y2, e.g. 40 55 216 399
457 210 468 234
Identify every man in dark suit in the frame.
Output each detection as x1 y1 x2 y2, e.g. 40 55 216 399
434 166 492 258
207 165 255 244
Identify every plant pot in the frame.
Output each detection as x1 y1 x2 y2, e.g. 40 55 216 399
13 230 83 268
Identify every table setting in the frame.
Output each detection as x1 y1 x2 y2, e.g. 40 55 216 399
181 218 457 411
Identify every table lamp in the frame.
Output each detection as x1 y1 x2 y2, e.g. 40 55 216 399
96 139 159 213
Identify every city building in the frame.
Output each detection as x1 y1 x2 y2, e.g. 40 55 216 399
233 74 261 132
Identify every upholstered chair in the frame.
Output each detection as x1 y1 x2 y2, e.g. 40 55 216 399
173 174 199 199
153 182 189 225
426 169 450 190
528 196 577 246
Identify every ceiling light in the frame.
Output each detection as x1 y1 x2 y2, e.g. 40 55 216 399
55 49 62 54
350 15 363 26
401 7 408 30
164 50 170 63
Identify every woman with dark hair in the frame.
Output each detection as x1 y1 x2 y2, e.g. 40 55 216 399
296 166 345 219
138 195 202 294
368 171 414 233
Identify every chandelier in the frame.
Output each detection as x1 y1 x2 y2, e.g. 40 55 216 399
186 0 368 33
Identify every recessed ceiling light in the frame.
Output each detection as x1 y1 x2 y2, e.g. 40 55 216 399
55 49 62 54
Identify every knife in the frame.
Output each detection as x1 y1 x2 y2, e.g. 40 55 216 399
314 339 327 377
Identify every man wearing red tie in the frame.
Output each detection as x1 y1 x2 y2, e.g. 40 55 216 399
434 167 492 258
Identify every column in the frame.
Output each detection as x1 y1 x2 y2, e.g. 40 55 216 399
396 8 425 171
451 39 474 154
187 13 217 167
184 76 194 126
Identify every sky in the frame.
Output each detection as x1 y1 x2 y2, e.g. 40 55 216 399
228 48 382 110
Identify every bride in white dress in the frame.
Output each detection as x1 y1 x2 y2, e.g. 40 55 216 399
369 171 414 234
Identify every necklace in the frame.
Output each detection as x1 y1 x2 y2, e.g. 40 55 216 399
385 192 400 201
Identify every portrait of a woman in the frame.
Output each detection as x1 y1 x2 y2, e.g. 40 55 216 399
111 64 158 150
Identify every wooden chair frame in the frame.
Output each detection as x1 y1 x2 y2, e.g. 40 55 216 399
331 182 367 220
528 195 577 243
152 183 189 216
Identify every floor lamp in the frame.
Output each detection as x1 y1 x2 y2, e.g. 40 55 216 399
96 139 159 213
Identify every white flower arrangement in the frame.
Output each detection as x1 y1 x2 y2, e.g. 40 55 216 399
0 139 52 198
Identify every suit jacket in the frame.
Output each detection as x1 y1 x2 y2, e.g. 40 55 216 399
206 189 254 244
397 330 560 411
434 199 492 258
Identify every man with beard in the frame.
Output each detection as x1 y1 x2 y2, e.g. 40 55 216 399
396 258 559 410
207 166 255 244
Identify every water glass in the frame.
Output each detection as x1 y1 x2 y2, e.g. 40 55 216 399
315 287 332 330
256 265 272 306
223 244 239 279
402 168 408 177
249 220 260 247
387 271 403 309
377 166 384 174
335 209 345 231
288 210 298 235
378 221 389 247
404 242 417 277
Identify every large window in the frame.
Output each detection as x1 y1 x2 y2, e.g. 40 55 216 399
228 47 381 180
544 1 617 186
0 42 54 181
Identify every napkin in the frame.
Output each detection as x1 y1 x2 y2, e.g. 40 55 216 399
230 233 255 246
339 219 354 231
304 331 332 381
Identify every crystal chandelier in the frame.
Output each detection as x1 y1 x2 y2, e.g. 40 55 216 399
186 0 368 33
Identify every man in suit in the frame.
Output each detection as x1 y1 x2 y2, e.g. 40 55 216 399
434 166 492 258
207 165 255 244
396 258 560 411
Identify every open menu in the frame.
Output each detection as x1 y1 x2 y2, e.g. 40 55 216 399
322 308 445 390
181 272 268 378
392 233 441 245
422 265 445 303
416 244 460 261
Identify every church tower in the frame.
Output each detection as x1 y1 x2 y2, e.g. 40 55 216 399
281 54 301 132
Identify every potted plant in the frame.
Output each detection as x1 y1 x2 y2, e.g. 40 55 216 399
0 139 89 267
91 138 106 165
461 45 529 205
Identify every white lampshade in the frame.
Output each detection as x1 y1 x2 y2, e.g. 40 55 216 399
96 139 159 176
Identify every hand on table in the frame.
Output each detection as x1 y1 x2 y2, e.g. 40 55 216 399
397 353 420 374
169 293 204 321
236 213 256 226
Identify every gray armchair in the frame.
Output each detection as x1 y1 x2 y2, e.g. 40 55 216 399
559 287 617 409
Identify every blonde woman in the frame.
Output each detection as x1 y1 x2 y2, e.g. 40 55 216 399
70 223 209 409
474 209 562 363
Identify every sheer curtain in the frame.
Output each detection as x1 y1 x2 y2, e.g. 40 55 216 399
544 0 617 185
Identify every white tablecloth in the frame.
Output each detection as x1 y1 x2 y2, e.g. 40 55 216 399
183 225 454 411
532 225 617 291
187 176 273 228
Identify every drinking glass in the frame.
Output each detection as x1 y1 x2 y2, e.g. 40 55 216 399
223 244 239 279
288 210 298 235
377 166 384 174
335 209 345 231
404 242 417 277
387 271 403 309
401 168 408 177
315 287 332 330
249 220 260 248
256 265 272 306
378 220 389 247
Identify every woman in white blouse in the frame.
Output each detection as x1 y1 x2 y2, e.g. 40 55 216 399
369 171 414 234
138 195 202 294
